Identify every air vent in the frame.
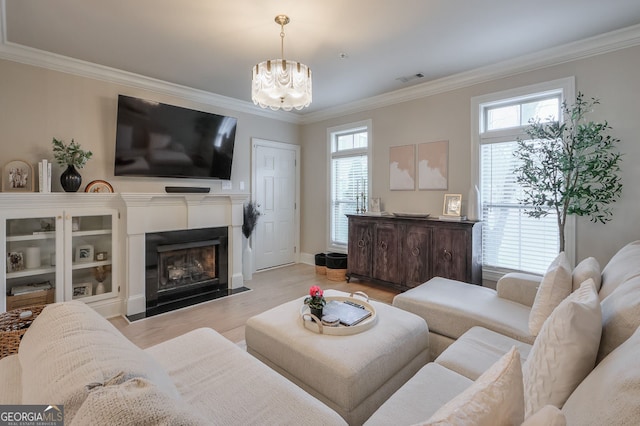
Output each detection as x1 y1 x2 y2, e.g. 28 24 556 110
396 73 425 83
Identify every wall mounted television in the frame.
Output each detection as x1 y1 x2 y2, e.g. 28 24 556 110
114 94 237 180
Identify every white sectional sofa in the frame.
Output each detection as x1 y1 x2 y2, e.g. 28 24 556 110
364 240 640 425
0 301 347 425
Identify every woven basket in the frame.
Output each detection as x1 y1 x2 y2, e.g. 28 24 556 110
0 305 45 359
315 265 326 275
326 268 347 282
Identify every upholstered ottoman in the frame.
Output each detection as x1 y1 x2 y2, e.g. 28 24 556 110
245 290 429 425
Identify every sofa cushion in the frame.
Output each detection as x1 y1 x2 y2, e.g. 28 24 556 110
435 326 532 381
70 376 207 426
19 301 180 423
597 274 640 362
522 405 566 426
562 324 640 425
145 327 347 426
572 256 601 292
523 279 601 418
599 240 640 300
421 347 524 426
393 277 534 344
528 252 572 336
364 363 473 426
0 354 21 404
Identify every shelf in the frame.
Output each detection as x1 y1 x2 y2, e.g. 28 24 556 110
6 266 56 279
7 232 56 242
71 260 112 271
73 229 112 237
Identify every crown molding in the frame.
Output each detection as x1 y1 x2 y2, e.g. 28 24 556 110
300 23 640 124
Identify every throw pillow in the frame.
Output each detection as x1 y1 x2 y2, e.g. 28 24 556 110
419 346 524 426
597 274 640 362
572 257 601 292
522 279 602 418
529 252 572 336
599 240 640 300
521 405 566 426
71 376 208 426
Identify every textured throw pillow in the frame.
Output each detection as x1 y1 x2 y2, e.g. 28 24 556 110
522 279 602 418
71 376 208 426
521 405 566 426
420 347 524 426
529 252 572 336
597 274 640 362
599 240 640 300
572 257 601 292
562 325 640 425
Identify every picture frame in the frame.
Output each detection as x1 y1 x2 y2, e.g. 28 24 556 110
85 179 114 193
418 140 448 190
6 251 25 273
75 244 94 263
72 282 93 298
95 251 108 261
2 160 34 192
389 145 415 190
443 194 462 216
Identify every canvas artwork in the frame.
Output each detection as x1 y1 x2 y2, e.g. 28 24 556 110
389 145 415 190
418 140 448 190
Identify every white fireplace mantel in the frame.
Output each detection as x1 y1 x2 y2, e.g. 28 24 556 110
120 192 247 316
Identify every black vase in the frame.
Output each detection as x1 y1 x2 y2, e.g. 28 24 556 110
60 165 82 192
310 307 323 322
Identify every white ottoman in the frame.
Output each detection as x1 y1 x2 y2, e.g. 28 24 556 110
245 290 430 425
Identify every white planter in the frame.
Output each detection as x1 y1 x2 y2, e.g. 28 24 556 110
243 236 253 281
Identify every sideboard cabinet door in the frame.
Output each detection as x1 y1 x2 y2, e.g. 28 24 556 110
402 224 432 288
372 222 400 284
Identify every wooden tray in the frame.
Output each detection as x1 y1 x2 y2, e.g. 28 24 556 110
300 291 377 335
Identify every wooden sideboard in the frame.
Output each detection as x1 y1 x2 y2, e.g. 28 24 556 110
346 215 482 290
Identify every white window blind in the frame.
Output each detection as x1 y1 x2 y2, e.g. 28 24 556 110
478 86 569 276
328 123 370 249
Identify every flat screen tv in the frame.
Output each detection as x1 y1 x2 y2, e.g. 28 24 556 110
114 94 237 180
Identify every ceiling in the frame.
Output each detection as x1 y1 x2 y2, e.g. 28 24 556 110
4 0 640 115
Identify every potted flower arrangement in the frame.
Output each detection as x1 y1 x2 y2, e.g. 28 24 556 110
304 285 326 321
242 201 261 280
52 137 93 192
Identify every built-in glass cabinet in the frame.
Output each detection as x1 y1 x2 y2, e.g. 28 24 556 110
1 196 119 313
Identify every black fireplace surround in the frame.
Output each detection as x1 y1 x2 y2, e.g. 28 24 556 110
144 227 228 317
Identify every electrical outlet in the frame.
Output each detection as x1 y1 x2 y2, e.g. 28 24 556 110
240 181 245 191
221 181 232 190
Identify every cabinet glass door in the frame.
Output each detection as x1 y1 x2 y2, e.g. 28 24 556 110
3 213 63 311
66 213 114 301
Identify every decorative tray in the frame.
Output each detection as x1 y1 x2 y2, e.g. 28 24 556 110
392 212 430 218
300 291 377 336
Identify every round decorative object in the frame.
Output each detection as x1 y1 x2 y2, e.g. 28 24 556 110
60 165 82 192
85 179 114 193
321 315 340 327
95 281 106 295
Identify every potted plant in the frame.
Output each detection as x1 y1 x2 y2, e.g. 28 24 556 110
52 138 93 192
242 201 261 280
514 93 623 252
304 285 326 321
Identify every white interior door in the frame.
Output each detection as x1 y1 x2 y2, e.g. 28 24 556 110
252 139 299 271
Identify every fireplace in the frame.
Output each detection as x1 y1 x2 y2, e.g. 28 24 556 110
145 227 228 316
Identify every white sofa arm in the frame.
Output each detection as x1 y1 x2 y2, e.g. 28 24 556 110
496 273 543 307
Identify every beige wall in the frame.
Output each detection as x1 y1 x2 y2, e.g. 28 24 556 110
0 59 299 194
300 45 640 268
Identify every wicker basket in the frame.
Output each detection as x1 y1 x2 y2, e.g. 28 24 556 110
315 265 327 275
326 268 347 282
0 305 45 359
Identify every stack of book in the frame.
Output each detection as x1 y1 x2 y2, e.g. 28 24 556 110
38 159 52 193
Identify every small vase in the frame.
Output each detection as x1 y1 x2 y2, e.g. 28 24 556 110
60 165 82 192
95 281 105 295
310 307 323 322
243 237 253 281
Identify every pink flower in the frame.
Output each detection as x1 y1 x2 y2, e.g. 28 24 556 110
309 285 323 298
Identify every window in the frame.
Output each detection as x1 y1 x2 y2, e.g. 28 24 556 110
327 120 371 251
472 78 575 278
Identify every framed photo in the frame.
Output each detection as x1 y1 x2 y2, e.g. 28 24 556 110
95 251 108 261
389 145 415 190
75 245 94 263
85 179 114 193
2 160 34 192
6 251 25 272
73 282 93 298
443 194 462 217
418 140 448 190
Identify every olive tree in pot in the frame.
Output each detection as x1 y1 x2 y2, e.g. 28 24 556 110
514 93 623 253
242 202 261 280
52 138 93 192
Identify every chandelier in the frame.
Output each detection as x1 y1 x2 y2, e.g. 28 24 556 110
251 15 312 111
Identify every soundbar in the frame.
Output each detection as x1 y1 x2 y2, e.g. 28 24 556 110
164 186 211 194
